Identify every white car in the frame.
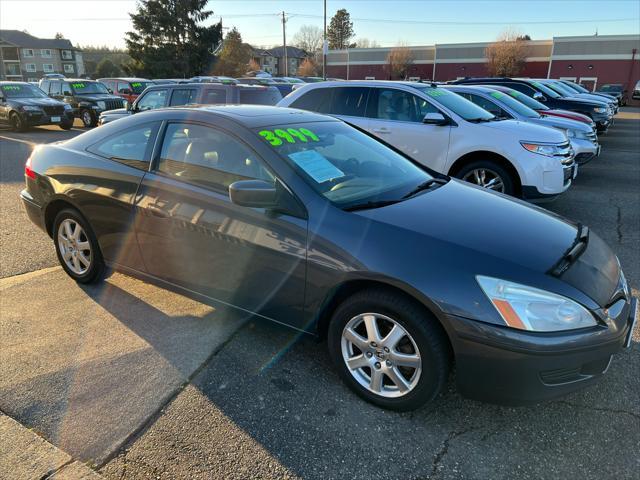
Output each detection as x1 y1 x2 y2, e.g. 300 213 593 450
278 81 577 200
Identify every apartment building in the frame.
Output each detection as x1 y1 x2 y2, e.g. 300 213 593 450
251 46 309 76
0 30 85 82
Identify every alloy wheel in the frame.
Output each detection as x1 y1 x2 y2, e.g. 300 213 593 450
57 219 92 275
82 110 93 127
341 313 422 398
462 168 505 192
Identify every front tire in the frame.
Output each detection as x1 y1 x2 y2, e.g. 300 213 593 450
328 289 451 411
80 108 97 128
53 208 105 284
59 119 73 130
10 112 27 132
455 160 515 196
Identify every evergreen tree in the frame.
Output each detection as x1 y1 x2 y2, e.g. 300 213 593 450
213 28 252 77
125 0 222 77
327 9 355 50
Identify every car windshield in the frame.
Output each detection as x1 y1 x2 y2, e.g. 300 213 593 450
599 84 622 92
1 83 48 98
530 81 561 98
254 121 436 209
562 81 588 93
130 81 155 94
484 90 540 118
70 81 110 94
489 87 549 111
238 87 282 105
543 81 575 97
411 85 494 121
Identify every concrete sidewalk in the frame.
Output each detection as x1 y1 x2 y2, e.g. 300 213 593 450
0 413 102 479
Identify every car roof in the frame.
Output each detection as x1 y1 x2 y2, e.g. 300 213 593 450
154 104 338 128
0 81 31 85
442 84 495 93
46 78 98 82
98 77 151 82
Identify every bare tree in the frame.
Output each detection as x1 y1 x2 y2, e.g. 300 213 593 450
387 45 413 79
485 28 530 77
292 25 323 55
354 38 380 48
297 58 319 76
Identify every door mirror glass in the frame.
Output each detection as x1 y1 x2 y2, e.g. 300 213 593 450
533 92 547 102
229 180 277 208
422 112 448 125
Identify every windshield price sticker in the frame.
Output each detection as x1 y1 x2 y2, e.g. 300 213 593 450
425 89 446 97
131 82 142 87
259 128 320 146
288 150 345 184
72 83 85 89
509 91 521 97
490 91 504 99
1 86 21 91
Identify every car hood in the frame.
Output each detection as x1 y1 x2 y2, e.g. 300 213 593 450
355 180 618 306
100 108 129 117
76 94 123 102
531 115 592 133
11 97 66 107
476 119 568 142
564 94 612 106
542 109 592 123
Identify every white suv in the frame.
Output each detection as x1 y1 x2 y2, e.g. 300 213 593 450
278 81 577 200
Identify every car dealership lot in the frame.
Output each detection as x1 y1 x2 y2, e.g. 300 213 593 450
0 113 638 479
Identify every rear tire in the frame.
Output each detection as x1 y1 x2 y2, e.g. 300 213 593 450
80 108 96 128
53 208 105 284
10 112 27 132
327 288 450 411
455 160 516 196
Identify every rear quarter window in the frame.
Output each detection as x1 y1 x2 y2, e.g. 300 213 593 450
289 88 332 113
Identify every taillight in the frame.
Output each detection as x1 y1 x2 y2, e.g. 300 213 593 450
25 156 36 180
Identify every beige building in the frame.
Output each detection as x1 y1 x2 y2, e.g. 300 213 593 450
0 30 85 82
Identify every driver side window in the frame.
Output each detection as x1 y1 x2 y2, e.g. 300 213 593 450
136 89 168 111
465 93 507 117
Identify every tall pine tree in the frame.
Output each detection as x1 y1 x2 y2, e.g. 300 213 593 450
327 9 355 50
125 0 222 77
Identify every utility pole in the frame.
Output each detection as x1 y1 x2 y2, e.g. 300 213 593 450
323 0 327 79
282 11 288 76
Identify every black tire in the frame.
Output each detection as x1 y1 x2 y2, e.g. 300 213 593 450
53 208 105 284
10 112 27 132
80 108 96 128
327 288 451 411
455 160 516 196
59 119 73 130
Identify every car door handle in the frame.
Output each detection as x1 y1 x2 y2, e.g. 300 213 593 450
147 206 169 218
372 128 390 134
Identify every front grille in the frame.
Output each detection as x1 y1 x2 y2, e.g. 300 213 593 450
43 106 65 115
104 99 123 111
575 152 595 164
554 142 575 165
586 130 598 144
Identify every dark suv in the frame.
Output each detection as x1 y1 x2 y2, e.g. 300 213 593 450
0 81 74 131
452 77 613 132
97 77 155 104
39 78 126 127
98 82 283 125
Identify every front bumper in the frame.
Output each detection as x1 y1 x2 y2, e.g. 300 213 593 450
593 114 613 132
446 296 637 405
571 138 600 165
21 110 74 126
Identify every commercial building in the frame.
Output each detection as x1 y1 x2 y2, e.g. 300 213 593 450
0 30 85 82
326 34 639 94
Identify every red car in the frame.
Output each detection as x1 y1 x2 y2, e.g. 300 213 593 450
479 85 595 127
97 77 155 104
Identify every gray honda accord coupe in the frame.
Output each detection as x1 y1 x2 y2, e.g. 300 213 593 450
21 105 637 411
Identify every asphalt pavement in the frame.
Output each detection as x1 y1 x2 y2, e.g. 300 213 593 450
0 112 638 479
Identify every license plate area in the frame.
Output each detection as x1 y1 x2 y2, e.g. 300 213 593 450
51 116 61 122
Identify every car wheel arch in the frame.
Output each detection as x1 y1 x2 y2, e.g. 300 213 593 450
44 198 84 238
448 151 522 196
314 278 455 354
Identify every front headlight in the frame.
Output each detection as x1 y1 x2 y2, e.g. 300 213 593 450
95 101 106 110
593 107 606 113
21 105 42 112
477 276 597 332
565 129 589 140
520 142 561 157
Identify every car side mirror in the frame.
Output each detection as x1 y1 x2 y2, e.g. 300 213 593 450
229 180 277 208
533 92 547 102
107 88 113 94
423 112 448 125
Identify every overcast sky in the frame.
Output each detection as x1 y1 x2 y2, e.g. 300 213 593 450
1 0 639 49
